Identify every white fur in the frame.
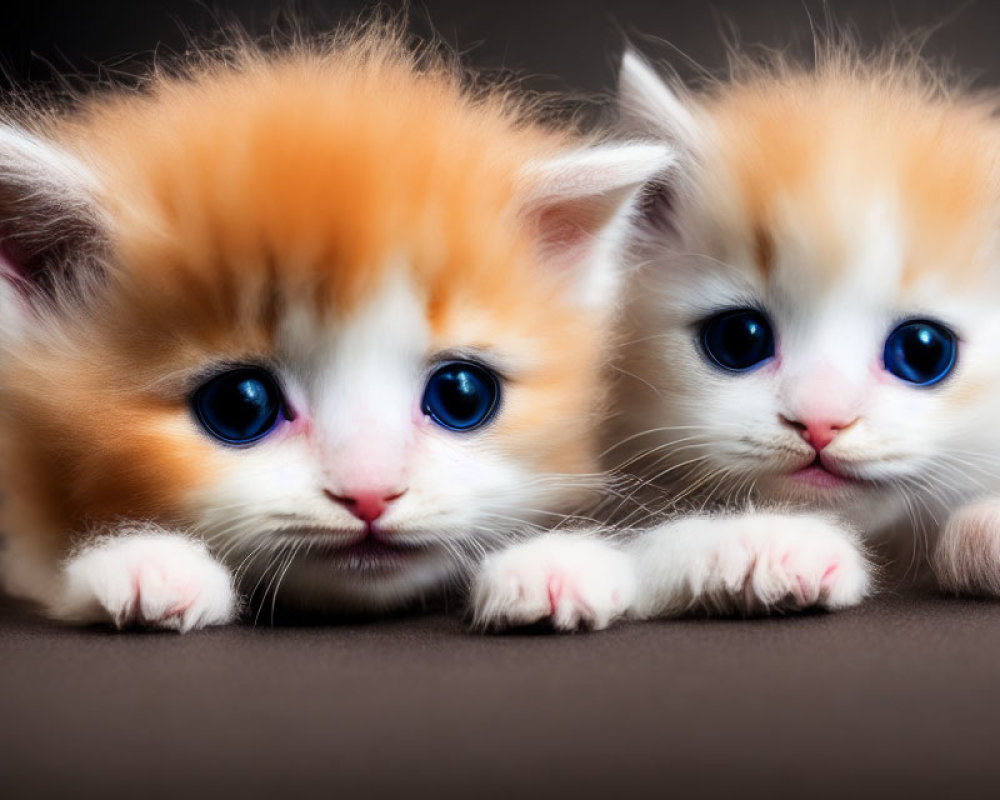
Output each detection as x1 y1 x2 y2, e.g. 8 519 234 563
176 146 676 617
0 125 99 195
0 125 104 341
934 501 1000 595
188 271 548 613
618 51 701 147
471 532 636 631
522 143 675 309
55 526 237 632
0 264 24 340
0 135 669 629
610 51 1000 607
627 513 871 617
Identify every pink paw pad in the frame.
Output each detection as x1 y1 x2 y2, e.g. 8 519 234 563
547 573 565 614
820 560 841 590
136 562 201 620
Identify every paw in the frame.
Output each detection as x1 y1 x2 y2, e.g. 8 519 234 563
471 533 636 631
934 502 1000 595
57 528 238 632
693 514 870 614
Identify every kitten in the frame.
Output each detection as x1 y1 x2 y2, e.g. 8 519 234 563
475 42 1000 629
610 44 1000 616
0 28 671 631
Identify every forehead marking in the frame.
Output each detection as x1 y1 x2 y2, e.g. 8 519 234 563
753 225 774 276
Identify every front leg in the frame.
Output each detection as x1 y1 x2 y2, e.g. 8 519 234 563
628 512 873 618
54 523 238 632
934 500 1000 596
470 532 636 632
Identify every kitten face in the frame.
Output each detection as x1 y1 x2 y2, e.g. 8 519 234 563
175 263 607 610
615 53 1000 534
0 39 671 613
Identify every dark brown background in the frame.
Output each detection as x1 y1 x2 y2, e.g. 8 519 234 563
3 1 1000 95
3 2 1000 798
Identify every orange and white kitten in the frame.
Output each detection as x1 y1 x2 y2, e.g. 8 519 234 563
474 44 1000 628
606 46 1000 616
0 29 670 630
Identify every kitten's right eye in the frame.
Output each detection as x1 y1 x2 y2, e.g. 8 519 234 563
700 309 775 372
883 320 957 387
422 361 501 432
193 367 286 445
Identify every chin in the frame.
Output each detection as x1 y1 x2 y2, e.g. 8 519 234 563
761 476 865 503
756 474 903 532
236 542 461 616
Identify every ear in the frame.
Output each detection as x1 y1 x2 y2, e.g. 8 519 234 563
0 125 106 336
617 49 700 149
519 142 675 310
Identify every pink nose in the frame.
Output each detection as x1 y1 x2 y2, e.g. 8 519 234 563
325 488 408 523
781 416 853 451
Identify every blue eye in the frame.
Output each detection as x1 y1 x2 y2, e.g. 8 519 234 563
422 361 501 432
193 367 285 444
700 309 776 372
883 320 957 386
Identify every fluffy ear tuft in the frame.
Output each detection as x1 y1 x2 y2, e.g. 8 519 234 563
519 142 675 310
0 125 107 334
618 49 700 148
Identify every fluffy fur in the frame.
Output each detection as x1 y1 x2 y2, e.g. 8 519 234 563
475 41 1000 630
0 27 671 629
606 43 1000 615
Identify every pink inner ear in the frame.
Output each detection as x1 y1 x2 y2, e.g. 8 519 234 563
534 206 589 268
533 196 613 270
0 239 30 296
0 238 38 313
0 239 22 282
536 205 588 247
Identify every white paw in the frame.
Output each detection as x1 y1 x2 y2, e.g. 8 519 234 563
471 533 636 631
693 514 871 613
57 528 238 632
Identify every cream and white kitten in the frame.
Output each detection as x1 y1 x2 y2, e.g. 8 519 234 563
475 45 1000 629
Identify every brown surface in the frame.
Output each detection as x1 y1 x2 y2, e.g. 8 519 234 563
3 591 1000 800
1 2 999 796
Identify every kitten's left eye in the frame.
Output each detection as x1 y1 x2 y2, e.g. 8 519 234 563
193 367 286 444
700 309 776 372
422 361 501 432
883 320 957 387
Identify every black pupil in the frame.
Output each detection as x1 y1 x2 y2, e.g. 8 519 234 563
197 370 280 443
434 370 486 423
901 326 945 377
703 310 774 370
886 322 957 386
422 363 498 431
227 378 269 426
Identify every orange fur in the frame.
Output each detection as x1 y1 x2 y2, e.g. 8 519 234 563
0 30 608 560
613 42 1000 607
698 55 1000 287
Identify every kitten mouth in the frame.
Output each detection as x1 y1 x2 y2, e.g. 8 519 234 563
788 456 861 489
304 532 433 572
